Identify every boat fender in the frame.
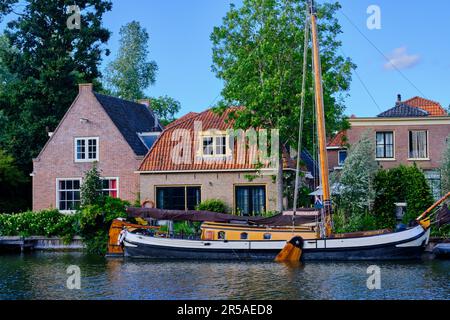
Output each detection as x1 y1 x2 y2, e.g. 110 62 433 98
289 237 304 249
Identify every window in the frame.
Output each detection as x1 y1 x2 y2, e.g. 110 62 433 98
75 137 98 162
376 132 394 159
240 232 248 240
338 150 347 166
263 233 272 240
202 137 214 156
156 186 201 211
424 170 441 200
409 131 428 159
218 231 226 240
57 179 81 212
235 185 266 216
100 178 118 198
138 132 160 150
202 135 228 157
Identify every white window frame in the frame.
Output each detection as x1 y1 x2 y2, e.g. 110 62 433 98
100 177 120 198
56 178 82 213
74 137 99 163
137 132 160 150
375 131 396 161
199 131 231 158
338 149 347 166
408 130 429 161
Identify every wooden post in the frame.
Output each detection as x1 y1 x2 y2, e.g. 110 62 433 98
309 0 333 237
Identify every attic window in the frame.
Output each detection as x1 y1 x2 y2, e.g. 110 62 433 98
138 132 160 150
75 137 99 162
202 135 228 157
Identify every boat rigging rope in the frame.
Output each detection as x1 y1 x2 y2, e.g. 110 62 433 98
293 6 311 216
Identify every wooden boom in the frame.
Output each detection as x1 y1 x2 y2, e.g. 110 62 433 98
416 192 450 222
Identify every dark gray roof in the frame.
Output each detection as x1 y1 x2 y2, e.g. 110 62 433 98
94 93 162 156
377 103 429 118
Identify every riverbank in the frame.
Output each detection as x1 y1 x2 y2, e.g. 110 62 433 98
0 236 84 252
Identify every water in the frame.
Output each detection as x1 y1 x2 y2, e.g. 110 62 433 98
0 252 448 300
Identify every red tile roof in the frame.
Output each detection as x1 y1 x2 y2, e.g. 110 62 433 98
139 107 294 172
165 112 199 129
327 130 347 148
402 96 447 116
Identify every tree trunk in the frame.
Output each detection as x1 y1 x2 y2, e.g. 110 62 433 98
276 154 284 213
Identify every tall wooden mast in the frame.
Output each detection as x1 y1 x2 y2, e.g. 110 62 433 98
309 0 333 237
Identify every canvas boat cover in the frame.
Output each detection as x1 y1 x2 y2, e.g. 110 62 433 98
126 207 318 226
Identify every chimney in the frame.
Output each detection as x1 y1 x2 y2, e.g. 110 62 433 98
79 83 93 94
397 94 402 103
138 99 150 108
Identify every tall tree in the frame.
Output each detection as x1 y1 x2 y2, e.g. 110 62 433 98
339 132 379 217
211 0 355 211
104 21 158 100
103 21 181 125
0 0 112 171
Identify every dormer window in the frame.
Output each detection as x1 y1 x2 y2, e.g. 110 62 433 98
202 135 228 157
75 137 99 162
138 132 160 150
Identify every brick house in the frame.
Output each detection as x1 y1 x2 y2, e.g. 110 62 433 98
327 95 450 198
31 84 163 212
137 107 316 215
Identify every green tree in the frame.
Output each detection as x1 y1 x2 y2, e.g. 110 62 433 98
150 95 181 126
441 134 450 195
0 0 112 172
0 149 28 212
339 132 379 217
211 0 355 211
80 162 102 207
104 21 157 100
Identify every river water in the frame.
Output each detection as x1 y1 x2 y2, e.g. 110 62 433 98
0 252 448 300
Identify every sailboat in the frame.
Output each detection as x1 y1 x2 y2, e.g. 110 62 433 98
120 0 449 261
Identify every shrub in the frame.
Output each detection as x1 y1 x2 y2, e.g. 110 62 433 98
77 197 129 255
373 164 434 228
0 209 77 239
80 162 103 207
195 199 227 213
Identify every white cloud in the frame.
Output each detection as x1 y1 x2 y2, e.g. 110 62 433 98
384 47 421 70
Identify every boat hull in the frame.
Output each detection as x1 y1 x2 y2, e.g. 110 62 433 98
123 225 430 261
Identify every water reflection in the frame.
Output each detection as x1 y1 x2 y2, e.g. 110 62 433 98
0 252 448 300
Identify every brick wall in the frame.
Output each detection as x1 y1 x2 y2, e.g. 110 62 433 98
347 120 450 170
140 171 278 214
32 85 141 211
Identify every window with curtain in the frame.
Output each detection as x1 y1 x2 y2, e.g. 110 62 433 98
100 178 118 198
235 185 266 216
156 186 201 211
409 131 428 159
376 132 394 159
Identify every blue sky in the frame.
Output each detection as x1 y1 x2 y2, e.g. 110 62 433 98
4 1 450 118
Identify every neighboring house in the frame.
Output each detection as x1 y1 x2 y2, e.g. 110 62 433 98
327 95 450 198
138 107 315 216
31 83 163 212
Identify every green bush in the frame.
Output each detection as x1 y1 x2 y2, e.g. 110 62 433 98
195 199 227 213
333 209 378 233
77 197 129 255
373 164 434 228
0 209 77 239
